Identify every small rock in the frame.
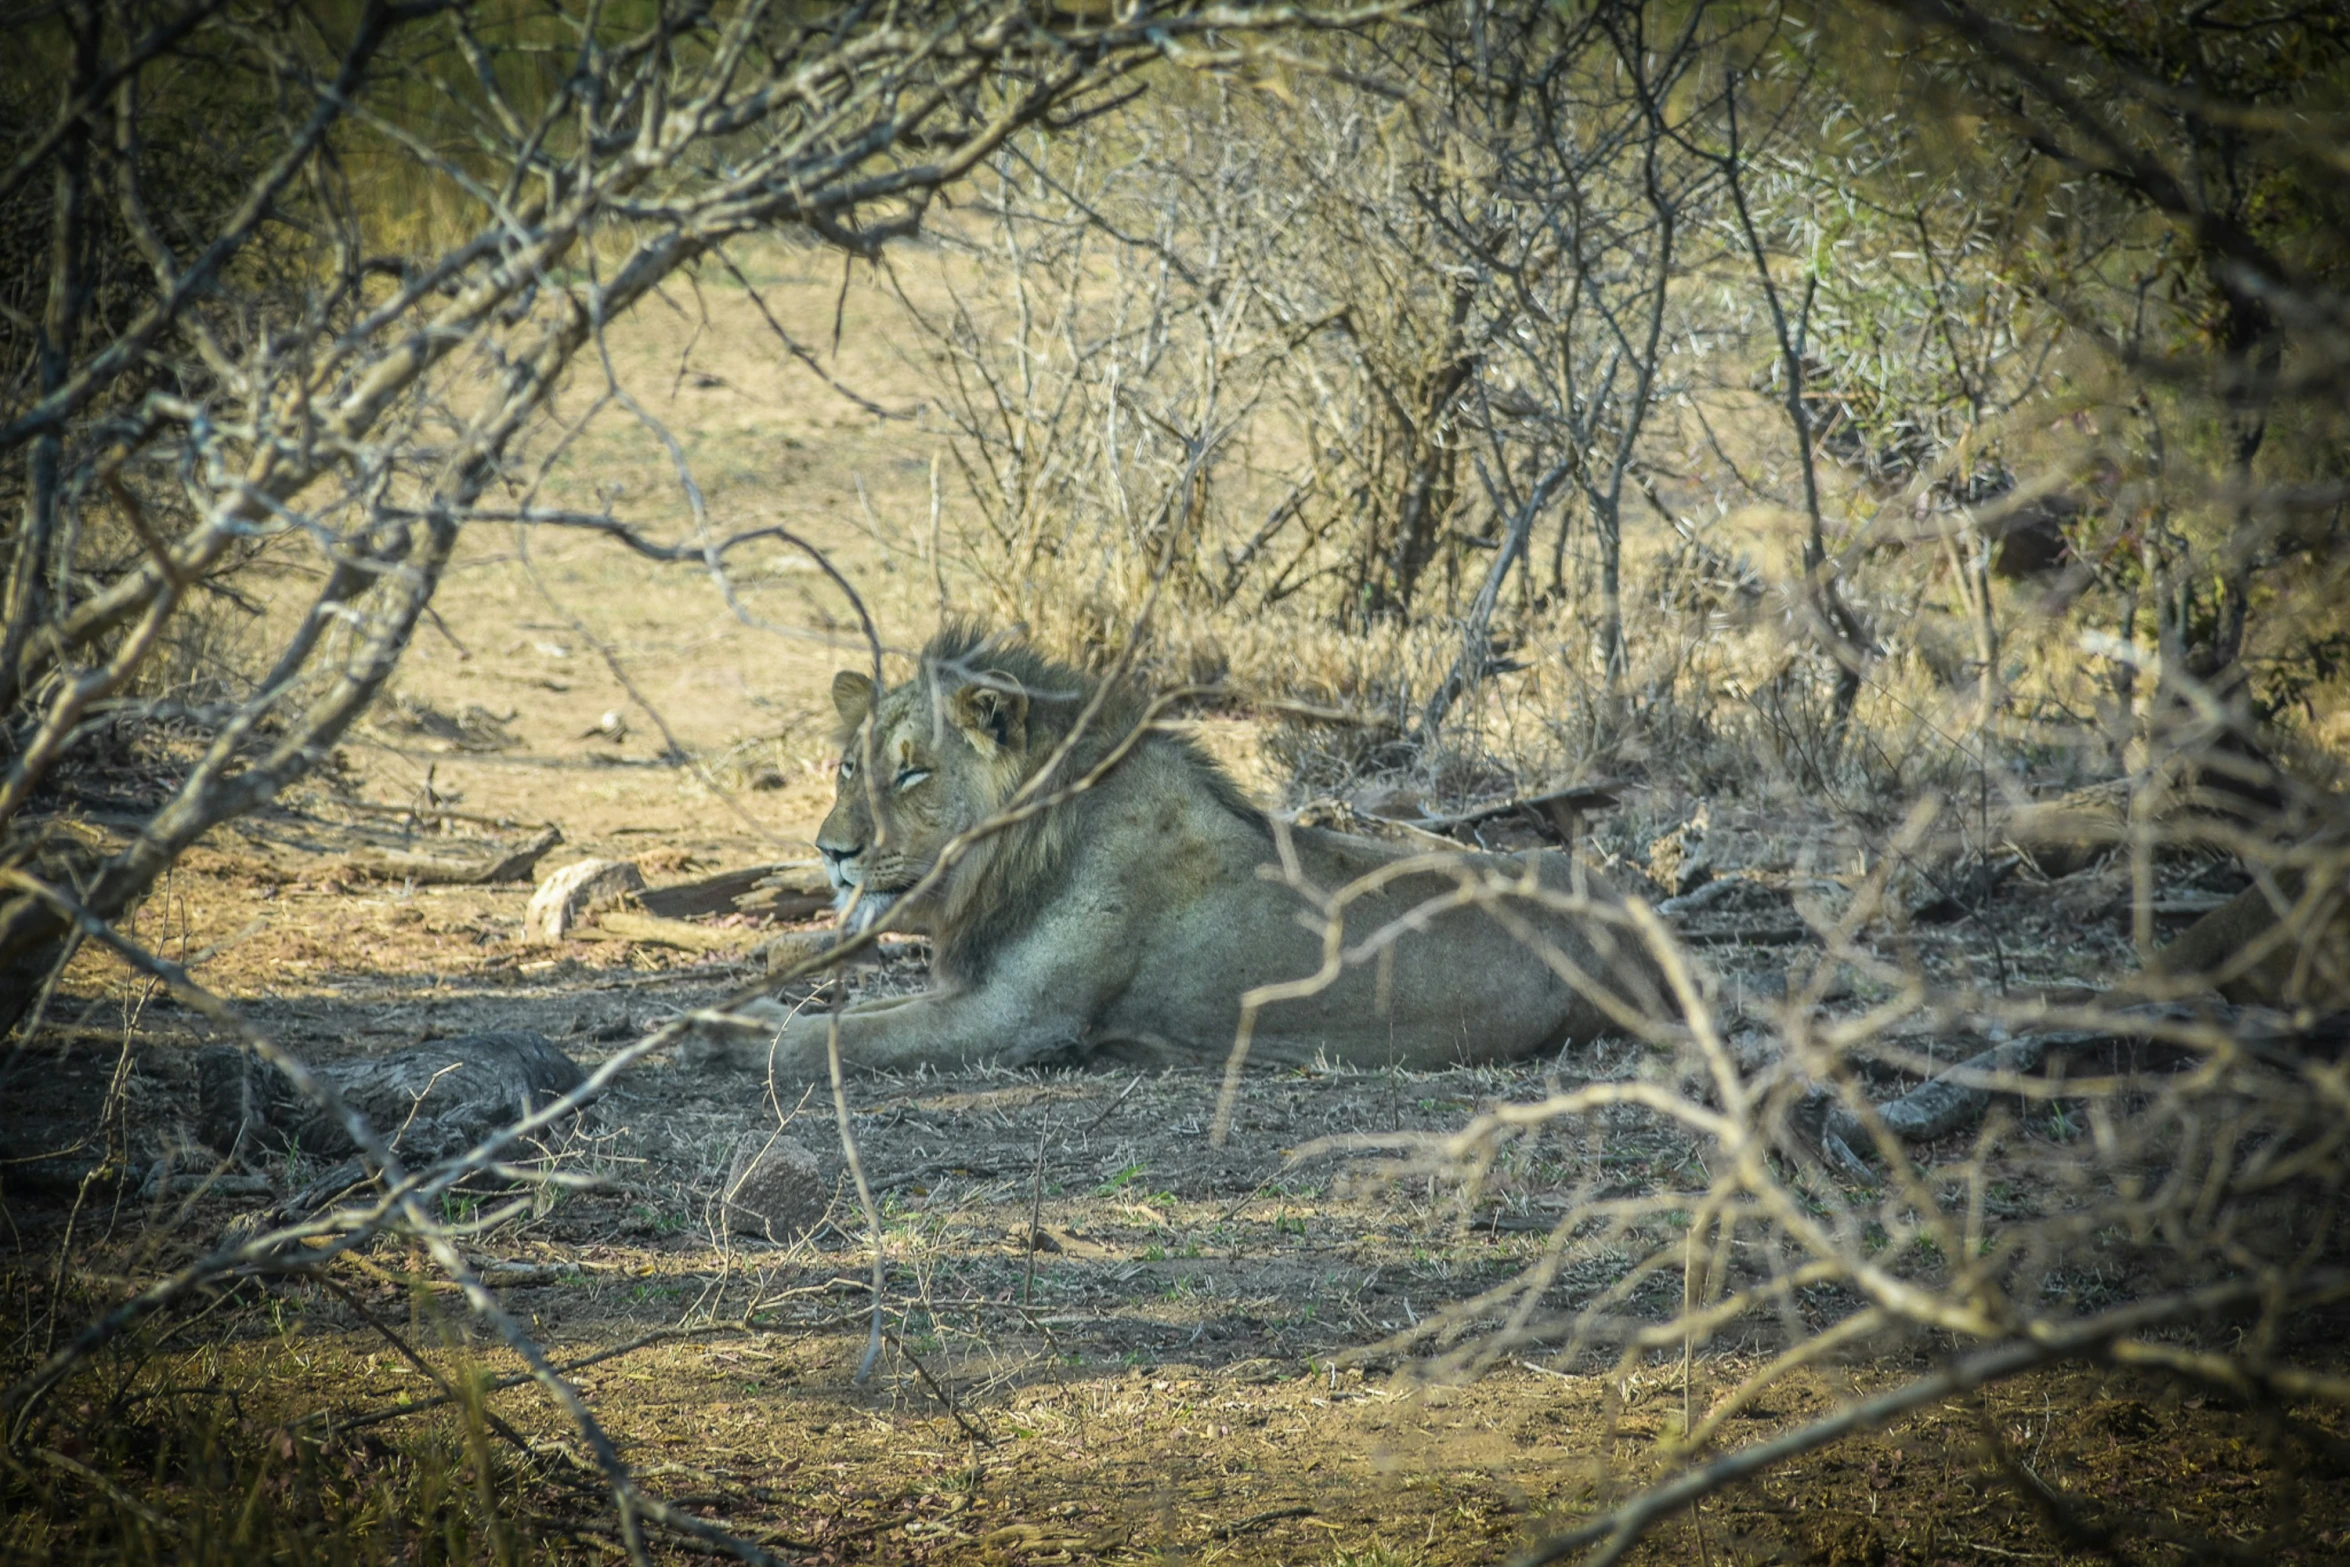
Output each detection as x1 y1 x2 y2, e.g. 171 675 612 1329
721 1136 829 1240
525 857 646 943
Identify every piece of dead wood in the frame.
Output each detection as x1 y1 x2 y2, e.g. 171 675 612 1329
1285 785 1622 852
1211 1505 1315 1540
740 861 836 918
1415 781 1623 844
637 860 830 920
2142 892 2236 920
336 799 540 833
1660 877 1803 922
1281 799 1460 852
2003 782 2128 879
1820 1035 2057 1147
1682 924 1814 947
1810 1004 2350 1153
195 1030 589 1164
341 825 562 885
527 858 645 942
1909 851 2022 924
1256 697 1391 726
592 909 749 952
473 1259 584 1286
635 862 771 918
1658 878 1743 918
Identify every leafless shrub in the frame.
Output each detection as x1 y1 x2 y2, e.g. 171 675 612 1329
894 8 1936 805
906 0 2346 815
1232 771 2347 1563
1 0 1404 1555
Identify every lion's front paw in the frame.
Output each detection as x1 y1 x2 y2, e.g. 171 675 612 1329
674 998 796 1072
674 1032 751 1071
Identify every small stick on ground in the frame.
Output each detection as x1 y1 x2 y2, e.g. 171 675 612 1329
1083 1071 1146 1133
883 1328 994 1447
1023 1123 1050 1306
1212 1505 1314 1539
826 1013 886 1385
321 1276 544 1462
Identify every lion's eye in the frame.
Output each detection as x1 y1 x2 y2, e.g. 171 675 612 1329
894 766 931 792
837 757 856 780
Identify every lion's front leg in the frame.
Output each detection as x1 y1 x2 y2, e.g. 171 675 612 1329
692 983 1081 1079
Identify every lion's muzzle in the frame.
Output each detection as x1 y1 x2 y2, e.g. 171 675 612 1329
820 843 913 934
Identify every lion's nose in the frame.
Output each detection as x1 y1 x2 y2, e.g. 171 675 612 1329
818 841 862 869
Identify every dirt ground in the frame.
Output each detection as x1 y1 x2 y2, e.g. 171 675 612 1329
11 952 2350 1564
7 240 2350 1565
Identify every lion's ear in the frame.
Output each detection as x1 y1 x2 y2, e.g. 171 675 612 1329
949 670 1028 757
831 670 874 729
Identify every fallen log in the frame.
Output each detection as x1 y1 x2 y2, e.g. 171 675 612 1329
1415 781 1622 846
592 909 751 952
1823 1035 2055 1147
526 857 645 942
2002 782 2128 879
738 861 835 918
195 1030 590 1165
1661 877 1816 947
1683 925 1814 948
1281 799 1460 852
638 860 831 920
1807 1004 2350 1155
341 825 562 885
1285 786 1623 853
1908 850 2022 924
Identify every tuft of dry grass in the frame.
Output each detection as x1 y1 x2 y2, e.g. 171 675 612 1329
2 1382 561 1567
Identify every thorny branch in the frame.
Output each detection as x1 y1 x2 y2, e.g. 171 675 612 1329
1245 792 2350 1562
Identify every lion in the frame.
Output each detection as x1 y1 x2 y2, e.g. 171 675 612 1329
696 624 1667 1077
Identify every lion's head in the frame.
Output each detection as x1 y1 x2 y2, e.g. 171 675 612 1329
814 626 1095 952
